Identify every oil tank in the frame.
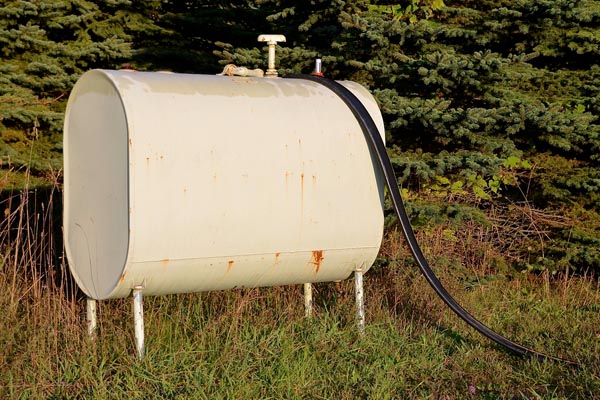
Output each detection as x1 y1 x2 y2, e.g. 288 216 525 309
64 69 385 300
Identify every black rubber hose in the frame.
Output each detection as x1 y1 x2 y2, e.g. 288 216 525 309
284 73 577 366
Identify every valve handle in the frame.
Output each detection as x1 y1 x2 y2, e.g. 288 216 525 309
258 34 286 77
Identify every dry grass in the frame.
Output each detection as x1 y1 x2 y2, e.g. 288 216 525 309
1 184 599 399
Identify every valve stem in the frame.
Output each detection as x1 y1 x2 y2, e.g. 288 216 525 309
258 34 286 77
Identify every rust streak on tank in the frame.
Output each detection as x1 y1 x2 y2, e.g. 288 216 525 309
226 260 234 273
300 173 305 218
159 259 170 274
310 250 324 273
119 271 126 283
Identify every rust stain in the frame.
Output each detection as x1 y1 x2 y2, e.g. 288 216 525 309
128 138 133 150
300 173 305 219
146 156 150 166
310 250 324 273
312 174 317 186
160 258 170 266
119 271 126 283
274 252 281 263
226 260 234 273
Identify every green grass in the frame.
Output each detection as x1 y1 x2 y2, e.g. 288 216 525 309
2 262 599 399
1 192 599 399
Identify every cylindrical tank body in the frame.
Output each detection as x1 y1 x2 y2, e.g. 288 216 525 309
64 70 385 300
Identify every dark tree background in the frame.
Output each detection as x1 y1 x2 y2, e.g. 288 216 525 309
1 0 599 274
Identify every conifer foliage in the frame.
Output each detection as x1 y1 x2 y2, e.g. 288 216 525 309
135 0 272 73
0 0 159 177
0 0 598 274
215 0 600 273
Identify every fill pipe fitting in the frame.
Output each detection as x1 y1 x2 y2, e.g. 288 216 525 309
258 34 286 77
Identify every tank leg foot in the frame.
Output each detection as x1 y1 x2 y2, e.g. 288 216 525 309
132 286 145 360
86 298 97 338
304 282 313 318
355 267 365 336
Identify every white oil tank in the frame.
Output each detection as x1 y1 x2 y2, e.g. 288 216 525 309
64 69 385 300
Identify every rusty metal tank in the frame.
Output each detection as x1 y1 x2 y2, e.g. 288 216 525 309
63 69 385 300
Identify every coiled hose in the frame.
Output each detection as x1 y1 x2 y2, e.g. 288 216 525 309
284 73 576 366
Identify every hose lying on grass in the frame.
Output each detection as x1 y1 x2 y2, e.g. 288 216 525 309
284 73 577 366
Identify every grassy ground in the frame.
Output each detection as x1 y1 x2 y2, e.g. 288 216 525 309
1 191 599 399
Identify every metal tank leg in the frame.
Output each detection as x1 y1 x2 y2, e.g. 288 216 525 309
355 267 365 335
304 282 313 318
132 286 145 359
86 298 97 338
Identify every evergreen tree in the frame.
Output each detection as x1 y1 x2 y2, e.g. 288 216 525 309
2 0 598 273
0 0 160 183
134 0 274 73
215 0 600 273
